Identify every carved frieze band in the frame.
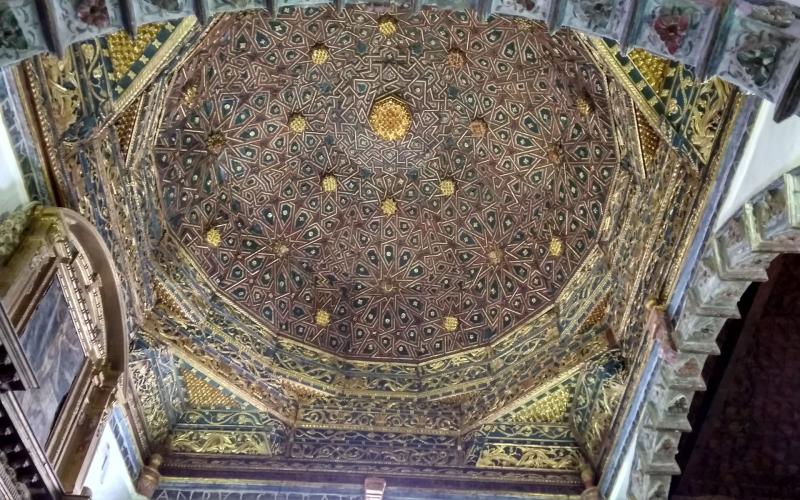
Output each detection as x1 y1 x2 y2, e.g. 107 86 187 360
2 0 800 120
628 167 800 499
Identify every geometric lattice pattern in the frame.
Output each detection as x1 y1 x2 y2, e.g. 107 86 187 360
154 7 617 360
181 369 239 410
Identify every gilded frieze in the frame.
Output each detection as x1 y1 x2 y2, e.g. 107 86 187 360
291 429 458 466
477 445 581 470
130 355 171 444
170 430 273 455
569 351 625 468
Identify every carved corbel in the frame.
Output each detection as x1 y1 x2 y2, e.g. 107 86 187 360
645 299 676 363
135 454 163 498
579 460 600 500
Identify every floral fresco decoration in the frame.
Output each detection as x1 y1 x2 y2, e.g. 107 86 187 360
76 0 111 28
750 4 799 29
575 0 615 32
650 4 700 56
735 30 786 87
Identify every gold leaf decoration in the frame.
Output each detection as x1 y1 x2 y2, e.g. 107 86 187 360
477 444 580 470
508 388 572 424
106 23 164 81
369 96 411 141
181 369 239 409
440 179 456 196
628 48 669 94
114 97 140 159
206 228 221 247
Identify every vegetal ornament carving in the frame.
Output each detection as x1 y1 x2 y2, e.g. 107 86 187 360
653 9 690 54
736 32 785 87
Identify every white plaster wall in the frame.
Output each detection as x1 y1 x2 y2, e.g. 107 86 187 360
0 116 28 216
83 423 143 500
715 102 800 230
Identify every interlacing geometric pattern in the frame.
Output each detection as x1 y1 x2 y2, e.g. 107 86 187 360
154 7 618 360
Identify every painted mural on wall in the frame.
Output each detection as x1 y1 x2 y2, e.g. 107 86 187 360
15 278 85 447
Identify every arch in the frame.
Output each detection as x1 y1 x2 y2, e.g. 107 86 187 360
628 166 800 499
0 206 129 494
58 208 128 374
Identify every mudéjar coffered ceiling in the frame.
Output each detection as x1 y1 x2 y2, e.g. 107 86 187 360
21 0 743 492
154 7 617 361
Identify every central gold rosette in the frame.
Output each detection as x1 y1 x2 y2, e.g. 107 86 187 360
369 96 411 141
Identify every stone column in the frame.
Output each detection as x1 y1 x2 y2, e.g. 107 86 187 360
135 454 163 498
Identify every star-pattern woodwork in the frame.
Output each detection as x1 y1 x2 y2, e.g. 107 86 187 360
154 7 618 360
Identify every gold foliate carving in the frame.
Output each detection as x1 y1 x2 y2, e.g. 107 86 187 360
369 96 411 141
0 203 38 265
181 369 239 409
131 360 170 443
689 78 732 162
549 238 563 257
41 53 81 135
281 379 327 405
446 48 466 69
477 444 580 470
576 96 591 117
170 430 270 455
181 81 198 106
106 23 164 81
487 247 503 265
469 118 488 137
154 281 191 324
206 132 226 155
627 49 670 93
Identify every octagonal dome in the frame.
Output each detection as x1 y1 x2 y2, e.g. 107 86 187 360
154 7 618 361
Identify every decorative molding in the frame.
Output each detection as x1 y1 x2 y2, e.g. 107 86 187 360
629 167 800 499
3 1 800 120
